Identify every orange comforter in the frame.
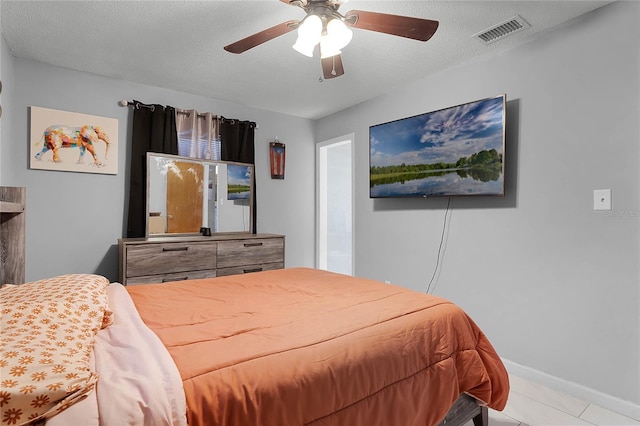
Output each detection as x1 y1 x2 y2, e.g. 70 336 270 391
127 268 509 426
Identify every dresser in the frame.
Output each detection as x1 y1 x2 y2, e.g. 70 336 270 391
118 233 284 285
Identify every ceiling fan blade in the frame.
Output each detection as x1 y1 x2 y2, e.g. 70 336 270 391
345 10 439 42
321 55 344 79
224 20 298 54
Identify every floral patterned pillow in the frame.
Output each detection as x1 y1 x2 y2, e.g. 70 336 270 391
0 274 112 425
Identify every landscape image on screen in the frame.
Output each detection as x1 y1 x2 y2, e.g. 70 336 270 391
227 164 252 200
369 95 505 198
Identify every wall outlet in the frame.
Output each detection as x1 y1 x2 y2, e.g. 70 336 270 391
593 189 611 211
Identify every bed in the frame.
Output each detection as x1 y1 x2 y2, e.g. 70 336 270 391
1 268 509 426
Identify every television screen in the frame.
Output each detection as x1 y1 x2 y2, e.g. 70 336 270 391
369 94 506 198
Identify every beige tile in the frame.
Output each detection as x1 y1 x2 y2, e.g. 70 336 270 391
580 404 640 426
461 409 521 426
489 408 523 426
502 392 594 425
508 375 590 418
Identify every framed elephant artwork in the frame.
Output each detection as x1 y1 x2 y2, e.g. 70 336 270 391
29 106 118 175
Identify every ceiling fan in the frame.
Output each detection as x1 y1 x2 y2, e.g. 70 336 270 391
224 0 439 80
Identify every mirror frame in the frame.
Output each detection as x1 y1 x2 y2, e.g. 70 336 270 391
145 152 254 237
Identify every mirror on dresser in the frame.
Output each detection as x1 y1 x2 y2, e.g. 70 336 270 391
146 153 253 237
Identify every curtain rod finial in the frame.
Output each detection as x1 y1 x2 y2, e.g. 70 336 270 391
120 100 129 107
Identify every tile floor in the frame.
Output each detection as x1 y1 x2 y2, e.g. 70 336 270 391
462 375 640 426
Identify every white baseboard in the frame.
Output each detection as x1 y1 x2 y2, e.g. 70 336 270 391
502 358 640 422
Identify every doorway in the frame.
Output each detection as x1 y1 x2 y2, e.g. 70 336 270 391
316 134 353 275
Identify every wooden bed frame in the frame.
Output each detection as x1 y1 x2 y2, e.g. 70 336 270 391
438 394 488 426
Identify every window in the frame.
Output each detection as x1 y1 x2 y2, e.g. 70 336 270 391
176 110 220 160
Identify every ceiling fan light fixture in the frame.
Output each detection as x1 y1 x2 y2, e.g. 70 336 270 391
293 37 316 57
319 17 351 59
325 18 352 50
292 14 322 57
319 36 342 59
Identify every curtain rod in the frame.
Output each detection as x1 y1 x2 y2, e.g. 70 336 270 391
221 115 258 129
120 100 258 128
120 100 157 111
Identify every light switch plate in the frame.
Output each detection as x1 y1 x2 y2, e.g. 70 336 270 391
593 189 611 211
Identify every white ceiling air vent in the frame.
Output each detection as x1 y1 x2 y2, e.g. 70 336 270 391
473 15 530 45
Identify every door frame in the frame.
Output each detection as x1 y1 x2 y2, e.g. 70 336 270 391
315 133 355 275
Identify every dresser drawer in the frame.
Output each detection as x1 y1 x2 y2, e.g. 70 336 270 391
126 269 217 285
217 238 284 268
216 262 284 277
125 241 217 278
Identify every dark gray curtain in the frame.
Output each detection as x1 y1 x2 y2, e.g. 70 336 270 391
220 119 256 233
126 101 178 238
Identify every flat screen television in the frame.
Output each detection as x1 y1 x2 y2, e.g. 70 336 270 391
369 94 506 198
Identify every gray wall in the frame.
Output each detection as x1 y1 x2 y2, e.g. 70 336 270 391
1 56 316 282
317 0 639 412
1 19 14 175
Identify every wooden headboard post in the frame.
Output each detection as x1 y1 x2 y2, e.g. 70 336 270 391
0 186 26 284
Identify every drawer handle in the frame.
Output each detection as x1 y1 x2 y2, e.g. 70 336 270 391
243 268 263 274
162 276 189 282
244 242 263 247
162 246 189 252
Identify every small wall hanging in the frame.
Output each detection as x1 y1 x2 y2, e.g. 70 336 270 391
269 140 285 179
29 106 118 175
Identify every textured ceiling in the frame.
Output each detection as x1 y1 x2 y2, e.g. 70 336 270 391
1 1 613 119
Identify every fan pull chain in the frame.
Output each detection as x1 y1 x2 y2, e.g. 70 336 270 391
332 56 337 76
